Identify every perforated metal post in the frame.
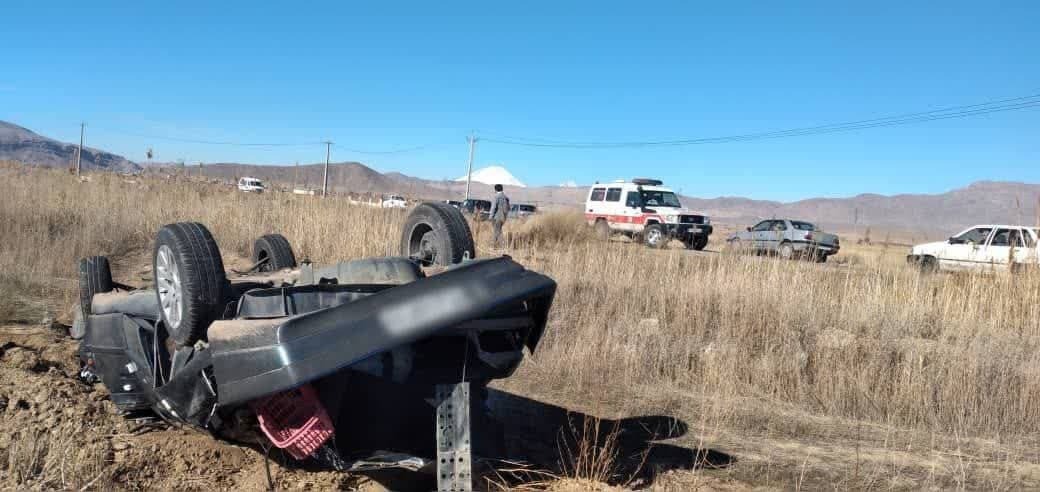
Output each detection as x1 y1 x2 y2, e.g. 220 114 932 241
435 382 472 492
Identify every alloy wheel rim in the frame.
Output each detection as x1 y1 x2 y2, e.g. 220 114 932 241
417 230 439 263
647 229 662 246
156 245 183 330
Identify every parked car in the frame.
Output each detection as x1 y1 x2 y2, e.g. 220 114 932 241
585 178 712 249
908 225 1039 272
380 193 407 208
509 204 537 219
727 219 840 262
237 177 265 193
460 198 492 220
74 203 556 488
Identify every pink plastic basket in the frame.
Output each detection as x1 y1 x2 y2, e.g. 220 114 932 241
251 384 334 460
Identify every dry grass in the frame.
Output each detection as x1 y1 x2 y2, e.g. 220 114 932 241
3 162 1040 489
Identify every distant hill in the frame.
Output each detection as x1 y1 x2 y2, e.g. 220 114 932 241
199 162 402 194
682 181 1040 238
195 162 1040 237
5 120 1038 239
0 121 138 172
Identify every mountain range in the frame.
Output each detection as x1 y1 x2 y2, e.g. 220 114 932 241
0 121 138 173
2 119 1037 238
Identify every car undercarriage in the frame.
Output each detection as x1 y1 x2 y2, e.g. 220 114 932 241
74 202 556 491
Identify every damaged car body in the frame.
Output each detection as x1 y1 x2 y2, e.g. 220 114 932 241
75 202 556 489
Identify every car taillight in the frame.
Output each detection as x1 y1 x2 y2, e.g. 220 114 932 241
806 232 813 240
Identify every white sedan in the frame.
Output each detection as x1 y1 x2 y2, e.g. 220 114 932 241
908 225 1040 272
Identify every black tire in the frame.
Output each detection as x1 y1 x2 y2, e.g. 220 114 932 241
153 222 228 346
778 241 795 260
400 202 475 266
915 255 938 273
594 220 610 241
644 224 666 249
815 254 828 263
688 235 708 251
253 234 297 272
78 256 113 325
424 202 475 260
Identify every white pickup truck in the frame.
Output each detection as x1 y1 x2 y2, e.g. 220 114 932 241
908 225 1040 272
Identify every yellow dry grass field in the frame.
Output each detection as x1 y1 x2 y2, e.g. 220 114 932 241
1 162 1039 490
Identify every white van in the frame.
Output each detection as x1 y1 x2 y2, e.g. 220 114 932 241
585 178 712 249
237 177 266 193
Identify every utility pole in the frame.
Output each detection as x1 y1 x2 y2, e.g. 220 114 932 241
464 134 477 201
294 161 299 190
75 122 85 176
322 141 333 197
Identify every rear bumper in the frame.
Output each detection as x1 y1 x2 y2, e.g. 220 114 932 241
791 240 839 254
207 257 557 406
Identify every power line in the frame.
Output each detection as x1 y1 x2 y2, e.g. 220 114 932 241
482 93 1040 149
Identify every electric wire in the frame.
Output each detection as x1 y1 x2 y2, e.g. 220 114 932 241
482 93 1040 148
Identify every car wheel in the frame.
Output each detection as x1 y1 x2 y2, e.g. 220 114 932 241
400 202 475 266
253 233 297 272
778 242 794 260
644 224 665 249
154 222 228 346
690 236 708 251
429 202 475 259
76 256 113 339
917 256 938 273
594 220 610 241
815 253 828 263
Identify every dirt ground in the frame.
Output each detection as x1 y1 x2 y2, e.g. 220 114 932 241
0 245 752 491
0 323 764 491
0 324 377 490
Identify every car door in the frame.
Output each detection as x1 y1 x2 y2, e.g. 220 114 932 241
767 220 788 253
1029 229 1040 265
623 191 643 232
604 187 625 228
977 228 1030 269
586 187 606 224
750 220 773 250
940 227 992 270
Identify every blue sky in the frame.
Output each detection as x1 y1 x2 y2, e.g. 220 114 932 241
1 1 1037 201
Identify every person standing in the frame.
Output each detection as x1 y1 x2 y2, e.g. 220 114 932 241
489 184 510 247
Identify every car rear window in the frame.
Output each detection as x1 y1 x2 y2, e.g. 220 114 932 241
791 221 816 231
590 188 605 201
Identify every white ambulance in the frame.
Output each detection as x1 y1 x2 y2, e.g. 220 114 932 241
585 178 713 249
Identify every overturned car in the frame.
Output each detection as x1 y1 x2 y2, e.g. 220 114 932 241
74 202 556 490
